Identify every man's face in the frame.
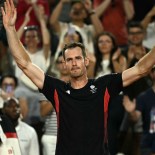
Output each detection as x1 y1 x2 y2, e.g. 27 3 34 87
128 27 145 45
3 100 20 121
70 2 87 21
64 47 88 78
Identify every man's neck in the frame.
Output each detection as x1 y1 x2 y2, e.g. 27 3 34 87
10 119 18 128
70 76 88 89
60 75 70 83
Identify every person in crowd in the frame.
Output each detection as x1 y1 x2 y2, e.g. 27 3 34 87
94 31 127 78
0 74 18 104
119 21 152 155
0 109 22 155
0 77 21 155
2 97 40 155
0 74 28 118
122 21 150 67
93 0 134 47
123 66 155 155
50 0 103 56
2 1 155 154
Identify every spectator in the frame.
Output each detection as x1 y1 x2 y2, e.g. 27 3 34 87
50 0 103 57
122 21 150 67
0 74 28 118
93 0 134 47
94 31 127 78
119 21 152 155
0 112 22 155
2 97 40 155
123 66 155 155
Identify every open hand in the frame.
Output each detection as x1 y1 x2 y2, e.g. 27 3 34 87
1 0 17 29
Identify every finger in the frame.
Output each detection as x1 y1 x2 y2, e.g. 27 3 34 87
10 0 15 10
6 0 11 14
1 7 6 16
27 7 32 14
12 8 17 20
10 0 15 16
4 2 7 14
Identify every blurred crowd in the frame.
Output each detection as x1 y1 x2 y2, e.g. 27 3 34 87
0 0 155 155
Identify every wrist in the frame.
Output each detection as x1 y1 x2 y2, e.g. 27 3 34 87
5 26 16 32
88 9 96 16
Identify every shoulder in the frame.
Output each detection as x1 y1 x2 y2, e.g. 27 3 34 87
19 121 36 133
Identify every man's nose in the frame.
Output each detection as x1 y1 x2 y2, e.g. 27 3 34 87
72 59 77 65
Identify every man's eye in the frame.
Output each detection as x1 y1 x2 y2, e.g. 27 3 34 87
76 57 82 60
66 58 72 62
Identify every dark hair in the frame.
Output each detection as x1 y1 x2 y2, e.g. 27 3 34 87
0 74 18 87
24 25 38 32
127 21 144 33
23 25 39 37
57 51 63 58
71 0 83 6
64 30 83 44
62 42 86 60
94 31 118 76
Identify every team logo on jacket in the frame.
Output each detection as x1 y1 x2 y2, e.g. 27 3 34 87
66 90 70 94
90 85 97 94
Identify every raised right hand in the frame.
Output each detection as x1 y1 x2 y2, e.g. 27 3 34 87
1 0 17 29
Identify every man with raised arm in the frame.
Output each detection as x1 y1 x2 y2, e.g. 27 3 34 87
1 0 155 155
